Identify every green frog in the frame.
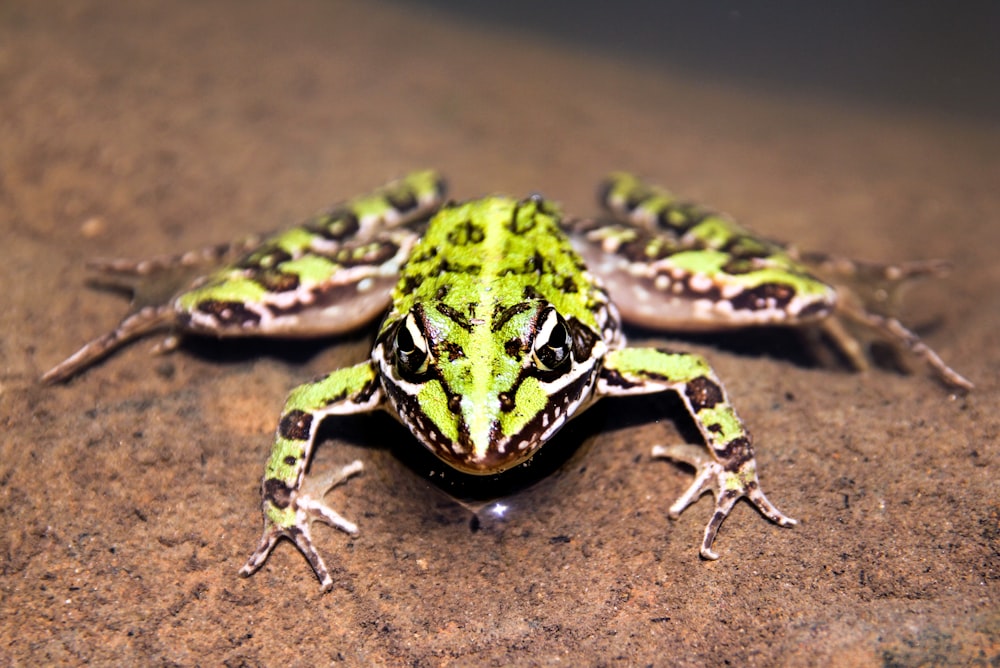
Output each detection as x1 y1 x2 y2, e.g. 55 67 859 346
45 171 971 591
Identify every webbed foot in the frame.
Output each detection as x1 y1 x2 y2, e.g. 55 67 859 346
239 460 363 592
652 444 797 560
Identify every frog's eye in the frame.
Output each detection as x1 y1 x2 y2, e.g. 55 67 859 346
393 312 430 378
532 308 572 372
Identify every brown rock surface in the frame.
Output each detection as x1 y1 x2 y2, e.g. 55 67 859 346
1 1 996 664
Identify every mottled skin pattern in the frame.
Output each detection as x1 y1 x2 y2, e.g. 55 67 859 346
573 172 837 330
372 196 615 473
41 171 447 383
44 170 972 592
584 173 972 389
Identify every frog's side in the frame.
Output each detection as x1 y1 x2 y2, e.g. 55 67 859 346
43 171 972 591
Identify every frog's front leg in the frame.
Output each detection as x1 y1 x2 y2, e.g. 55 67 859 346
598 347 796 559
239 361 383 591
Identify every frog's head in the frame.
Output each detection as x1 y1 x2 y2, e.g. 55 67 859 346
374 300 604 475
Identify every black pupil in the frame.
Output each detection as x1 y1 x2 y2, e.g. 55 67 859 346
394 318 427 375
549 320 568 349
396 320 415 353
538 317 571 370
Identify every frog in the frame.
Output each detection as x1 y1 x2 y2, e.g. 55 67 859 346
43 170 973 591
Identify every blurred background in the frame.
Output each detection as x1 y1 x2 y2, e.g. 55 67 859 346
403 0 1000 118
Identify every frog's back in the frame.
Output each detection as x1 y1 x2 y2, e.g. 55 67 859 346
394 196 603 330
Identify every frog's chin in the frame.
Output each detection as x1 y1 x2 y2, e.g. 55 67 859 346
424 436 543 476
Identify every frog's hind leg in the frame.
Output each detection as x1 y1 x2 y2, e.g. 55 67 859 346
39 249 223 383
799 252 972 390
41 237 258 384
84 236 263 279
798 252 954 313
835 302 973 390
41 304 176 383
807 314 870 372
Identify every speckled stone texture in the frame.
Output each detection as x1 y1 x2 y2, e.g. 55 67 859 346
1 1 997 664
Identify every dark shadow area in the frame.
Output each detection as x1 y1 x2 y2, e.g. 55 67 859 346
625 322 817 365
315 401 605 506
397 0 1000 119
308 377 708 530
182 330 372 370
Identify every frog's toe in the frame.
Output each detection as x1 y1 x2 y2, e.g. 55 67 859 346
652 444 797 559
239 525 286 579
240 461 364 592
239 498 356 592
650 443 714 518
239 514 318 585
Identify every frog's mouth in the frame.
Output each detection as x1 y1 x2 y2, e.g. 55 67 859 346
382 360 600 476
432 435 540 476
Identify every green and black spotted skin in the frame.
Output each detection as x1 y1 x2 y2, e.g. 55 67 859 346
174 170 447 338
44 170 972 592
575 172 837 331
371 195 617 474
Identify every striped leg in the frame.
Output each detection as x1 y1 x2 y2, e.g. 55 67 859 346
239 361 383 591
43 170 446 383
598 347 796 560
